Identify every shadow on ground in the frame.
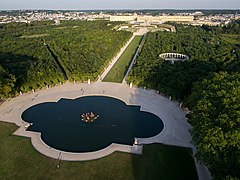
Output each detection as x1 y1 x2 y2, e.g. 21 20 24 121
130 144 198 180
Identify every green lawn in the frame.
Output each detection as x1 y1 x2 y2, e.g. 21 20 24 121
103 36 142 83
0 121 198 180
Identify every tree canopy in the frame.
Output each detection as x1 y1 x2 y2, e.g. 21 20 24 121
0 20 131 97
187 72 240 179
0 65 16 99
127 24 240 100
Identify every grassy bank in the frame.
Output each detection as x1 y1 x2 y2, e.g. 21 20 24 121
0 121 198 179
103 36 142 83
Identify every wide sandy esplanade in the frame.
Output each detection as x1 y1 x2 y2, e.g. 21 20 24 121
0 81 192 161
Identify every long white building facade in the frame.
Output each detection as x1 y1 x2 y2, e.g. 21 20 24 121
110 15 194 23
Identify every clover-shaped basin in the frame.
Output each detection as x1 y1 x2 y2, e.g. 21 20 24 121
22 96 164 153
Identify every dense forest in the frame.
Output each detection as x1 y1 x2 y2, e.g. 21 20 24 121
0 20 132 97
127 21 240 100
127 21 240 179
187 72 240 179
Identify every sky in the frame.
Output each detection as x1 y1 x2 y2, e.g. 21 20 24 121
0 0 240 10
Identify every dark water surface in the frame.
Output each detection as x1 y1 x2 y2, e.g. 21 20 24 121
22 96 164 153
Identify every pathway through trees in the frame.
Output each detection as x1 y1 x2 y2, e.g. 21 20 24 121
45 44 68 80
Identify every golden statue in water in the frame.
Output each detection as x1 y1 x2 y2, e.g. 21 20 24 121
81 112 99 123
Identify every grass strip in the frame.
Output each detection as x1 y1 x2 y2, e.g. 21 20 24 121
103 35 142 83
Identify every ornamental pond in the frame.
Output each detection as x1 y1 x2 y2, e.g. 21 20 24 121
22 96 164 153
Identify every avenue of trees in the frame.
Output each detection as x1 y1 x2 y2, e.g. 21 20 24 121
0 20 131 97
127 23 240 179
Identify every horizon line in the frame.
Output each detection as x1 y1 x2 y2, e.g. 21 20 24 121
1 8 240 11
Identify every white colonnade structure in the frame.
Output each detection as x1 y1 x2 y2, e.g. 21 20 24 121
159 53 189 64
